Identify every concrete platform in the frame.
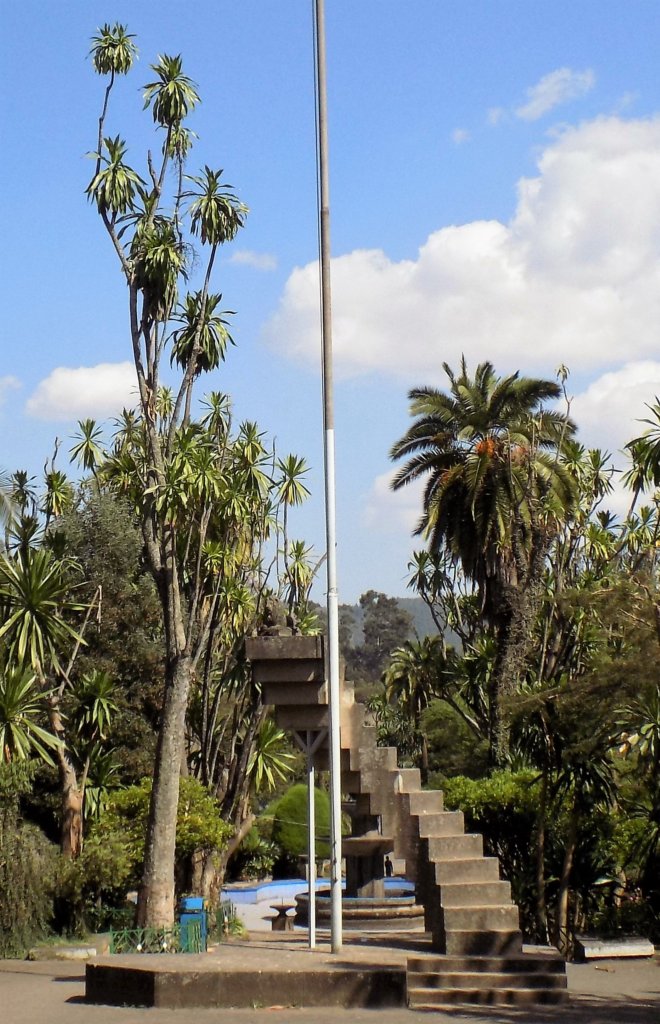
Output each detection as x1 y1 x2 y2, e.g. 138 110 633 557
86 932 413 1008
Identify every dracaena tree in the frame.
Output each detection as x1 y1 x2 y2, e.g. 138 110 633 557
87 26 309 925
0 489 116 858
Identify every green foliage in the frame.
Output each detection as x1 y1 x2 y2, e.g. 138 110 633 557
0 547 85 676
247 718 297 793
53 832 134 935
342 591 414 687
90 23 137 76
391 359 576 601
171 291 234 375
61 494 163 781
229 827 277 881
0 665 60 764
441 770 540 927
143 54 200 128
86 136 145 216
271 783 331 861
0 764 57 956
93 776 232 883
183 166 248 246
424 700 489 779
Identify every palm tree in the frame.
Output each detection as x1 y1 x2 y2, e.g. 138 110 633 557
383 637 444 784
391 358 576 764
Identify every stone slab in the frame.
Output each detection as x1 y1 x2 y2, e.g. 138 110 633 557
574 935 655 960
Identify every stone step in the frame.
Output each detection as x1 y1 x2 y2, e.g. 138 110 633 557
337 703 368 745
394 768 422 792
443 905 519 932
442 929 523 956
261 679 328 706
253 658 326 684
425 833 484 860
429 857 501 884
407 985 568 1008
438 880 512 907
274 705 329 732
407 970 567 991
417 811 464 837
405 790 445 816
408 953 566 975
313 723 379 765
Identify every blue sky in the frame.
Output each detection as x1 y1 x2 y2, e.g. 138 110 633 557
2 1 660 601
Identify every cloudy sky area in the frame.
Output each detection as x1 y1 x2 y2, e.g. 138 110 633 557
2 1 660 600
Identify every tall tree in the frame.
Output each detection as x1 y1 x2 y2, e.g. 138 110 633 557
88 25 312 924
88 25 249 925
391 358 576 764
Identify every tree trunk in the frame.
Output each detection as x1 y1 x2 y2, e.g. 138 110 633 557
48 696 83 858
419 732 429 788
137 653 193 927
535 768 549 943
210 813 255 892
60 768 83 859
555 811 578 956
488 527 551 767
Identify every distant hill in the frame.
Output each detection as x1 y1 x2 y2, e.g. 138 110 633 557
339 596 438 644
397 596 437 638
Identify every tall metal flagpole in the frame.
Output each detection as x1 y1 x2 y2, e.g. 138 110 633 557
313 0 342 953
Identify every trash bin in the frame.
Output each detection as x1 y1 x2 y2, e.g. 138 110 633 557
178 895 208 952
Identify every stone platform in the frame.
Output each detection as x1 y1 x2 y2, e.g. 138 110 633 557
86 933 411 1008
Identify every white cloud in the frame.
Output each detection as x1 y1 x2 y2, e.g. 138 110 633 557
452 128 470 145
228 249 277 271
0 376 20 406
265 116 660 383
363 469 423 535
26 362 138 421
515 67 595 121
487 107 506 127
571 362 660 455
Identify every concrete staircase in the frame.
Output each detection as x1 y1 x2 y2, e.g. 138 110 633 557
245 636 567 1008
406 952 568 1009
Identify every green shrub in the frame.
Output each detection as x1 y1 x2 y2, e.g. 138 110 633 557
441 770 541 935
52 832 135 936
0 764 58 956
92 775 233 882
271 783 331 865
229 827 277 881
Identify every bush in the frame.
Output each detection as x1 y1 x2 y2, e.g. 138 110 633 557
228 827 277 881
0 764 58 957
271 784 331 875
52 833 134 936
441 769 541 936
91 775 233 884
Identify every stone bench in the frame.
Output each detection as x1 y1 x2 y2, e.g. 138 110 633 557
574 935 655 960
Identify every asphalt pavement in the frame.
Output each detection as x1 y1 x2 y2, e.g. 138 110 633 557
1 951 659 1024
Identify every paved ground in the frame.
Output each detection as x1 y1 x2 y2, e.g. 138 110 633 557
1 935 658 1024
